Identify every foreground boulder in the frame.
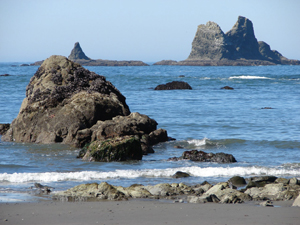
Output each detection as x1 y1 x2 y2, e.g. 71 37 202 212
154 81 192 90
76 112 169 156
168 150 237 163
52 177 300 204
2 55 130 146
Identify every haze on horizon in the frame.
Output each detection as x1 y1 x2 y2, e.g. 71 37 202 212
1 0 300 63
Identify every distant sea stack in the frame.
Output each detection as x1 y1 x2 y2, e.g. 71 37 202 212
68 42 90 61
67 42 149 66
30 42 149 66
155 16 300 66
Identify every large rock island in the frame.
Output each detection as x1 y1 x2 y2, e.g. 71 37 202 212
3 55 167 161
31 42 149 66
155 16 300 66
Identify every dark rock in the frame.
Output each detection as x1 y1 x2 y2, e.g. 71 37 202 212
33 183 54 194
82 136 143 162
20 64 29 66
0 124 10 135
169 150 237 163
221 86 234 90
154 81 192 90
228 176 246 186
2 55 130 146
90 112 157 140
68 42 90 61
261 107 274 109
148 128 168 146
172 171 190 178
89 112 168 155
246 176 278 188
0 74 10 77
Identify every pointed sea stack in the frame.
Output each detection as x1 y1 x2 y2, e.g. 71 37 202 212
68 42 90 61
30 42 149 66
225 16 263 60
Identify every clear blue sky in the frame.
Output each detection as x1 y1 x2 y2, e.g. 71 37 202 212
1 0 299 62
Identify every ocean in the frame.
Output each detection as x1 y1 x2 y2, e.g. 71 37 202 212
0 63 300 202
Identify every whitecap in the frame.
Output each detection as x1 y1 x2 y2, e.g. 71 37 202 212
187 138 208 147
229 75 271 79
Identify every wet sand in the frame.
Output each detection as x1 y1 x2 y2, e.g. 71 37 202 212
1 200 299 225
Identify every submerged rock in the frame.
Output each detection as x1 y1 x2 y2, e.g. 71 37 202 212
221 86 234 90
154 81 192 90
82 136 143 162
169 150 237 163
172 171 190 178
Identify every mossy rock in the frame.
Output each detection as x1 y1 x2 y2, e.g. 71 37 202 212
228 176 246 186
83 136 143 162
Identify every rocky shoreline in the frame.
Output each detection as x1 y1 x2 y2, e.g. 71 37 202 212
51 175 300 207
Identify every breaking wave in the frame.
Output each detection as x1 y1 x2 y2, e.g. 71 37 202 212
1 166 299 183
229 75 272 79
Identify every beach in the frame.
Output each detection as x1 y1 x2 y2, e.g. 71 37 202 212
1 200 299 225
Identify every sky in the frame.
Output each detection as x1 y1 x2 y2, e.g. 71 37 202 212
1 0 300 62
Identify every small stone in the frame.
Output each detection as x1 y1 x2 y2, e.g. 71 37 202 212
260 200 273 207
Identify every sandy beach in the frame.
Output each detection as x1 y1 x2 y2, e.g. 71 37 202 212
1 200 299 225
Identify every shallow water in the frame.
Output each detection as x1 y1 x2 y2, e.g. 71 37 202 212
0 63 300 201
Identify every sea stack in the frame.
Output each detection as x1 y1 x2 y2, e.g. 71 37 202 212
225 16 263 60
186 16 298 64
187 21 233 60
155 16 300 66
68 42 90 61
188 16 264 61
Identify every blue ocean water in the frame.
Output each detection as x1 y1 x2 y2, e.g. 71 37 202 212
0 63 300 202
